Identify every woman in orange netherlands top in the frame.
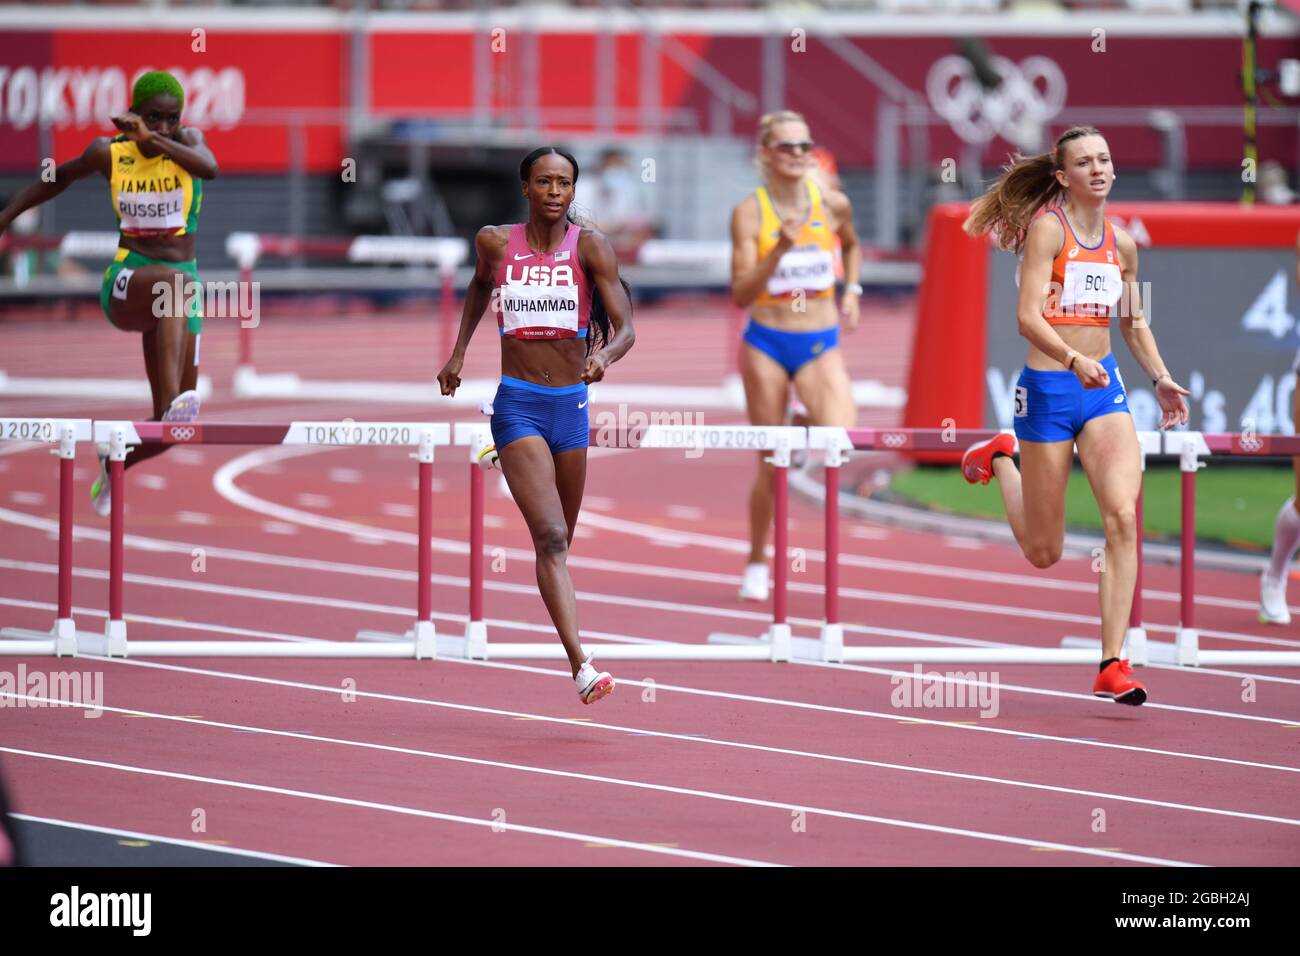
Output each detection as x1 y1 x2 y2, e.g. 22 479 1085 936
729 110 861 602
961 126 1189 706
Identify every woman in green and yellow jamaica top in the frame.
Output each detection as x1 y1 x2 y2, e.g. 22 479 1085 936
0 70 218 516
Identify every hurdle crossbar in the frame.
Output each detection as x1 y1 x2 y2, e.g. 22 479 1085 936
87 419 451 659
448 423 807 661
226 232 469 400
803 426 1300 667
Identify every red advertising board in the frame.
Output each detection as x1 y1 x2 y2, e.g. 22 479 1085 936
1 25 1295 173
0 30 346 173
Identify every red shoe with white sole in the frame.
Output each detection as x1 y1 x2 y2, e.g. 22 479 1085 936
1093 659 1147 706
961 433 1016 485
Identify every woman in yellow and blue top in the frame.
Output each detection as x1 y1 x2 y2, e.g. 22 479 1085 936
0 70 218 516
729 110 862 602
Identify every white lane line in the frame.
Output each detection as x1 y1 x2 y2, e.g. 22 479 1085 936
0 593 665 649
381 503 416 519
592 506 1278 615
90 657 1300 777
17 687 1300 830
349 535 387 546
850 526 890 540
8 813 337 867
666 505 706 521
176 511 213 526
9 491 44 506
0 694 1216 865
135 474 167 491
802 659 1300 727
0 496 1290 663
943 536 985 551
168 449 205 465
295 493 332 509
6 541 1297 714
202 450 1290 647
483 514 505 529
260 521 298 536
328 468 363 484
0 746 780 867
583 496 616 511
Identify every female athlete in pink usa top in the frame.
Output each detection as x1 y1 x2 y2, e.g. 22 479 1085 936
438 147 635 705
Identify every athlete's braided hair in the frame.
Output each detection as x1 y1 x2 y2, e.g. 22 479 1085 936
963 126 1103 254
131 70 185 112
519 146 631 356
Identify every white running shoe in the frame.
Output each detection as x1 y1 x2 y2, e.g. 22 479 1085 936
739 561 770 602
90 442 111 518
575 653 614 705
162 389 201 423
1260 571 1292 626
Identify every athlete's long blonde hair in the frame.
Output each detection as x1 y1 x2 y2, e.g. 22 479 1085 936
963 126 1103 253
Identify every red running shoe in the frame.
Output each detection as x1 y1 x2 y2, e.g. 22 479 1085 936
961 433 1016 485
1093 659 1147 706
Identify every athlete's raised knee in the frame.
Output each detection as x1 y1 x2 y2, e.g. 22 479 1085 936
1024 543 1062 569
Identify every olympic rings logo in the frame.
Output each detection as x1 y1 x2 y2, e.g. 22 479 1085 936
1239 434 1264 453
926 55 1068 146
167 426 196 442
880 432 908 449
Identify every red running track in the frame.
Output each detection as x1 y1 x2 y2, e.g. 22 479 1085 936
1 303 1298 866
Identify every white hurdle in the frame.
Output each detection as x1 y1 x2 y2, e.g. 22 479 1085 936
88 419 451 660
0 418 95 656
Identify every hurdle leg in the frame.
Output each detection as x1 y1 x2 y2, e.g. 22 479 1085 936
465 457 488 659
767 435 793 662
412 430 437 659
81 426 129 657
819 431 846 662
1175 440 1204 666
1124 452 1148 665
0 421 85 655
355 427 437 658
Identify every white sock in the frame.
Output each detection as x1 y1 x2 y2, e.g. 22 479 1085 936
1267 497 1300 580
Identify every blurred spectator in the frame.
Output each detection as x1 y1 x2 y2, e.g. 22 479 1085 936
1260 160 1297 205
575 147 657 259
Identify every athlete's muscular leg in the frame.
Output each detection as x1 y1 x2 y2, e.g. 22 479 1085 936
499 436 587 677
992 439 1075 568
740 342 790 565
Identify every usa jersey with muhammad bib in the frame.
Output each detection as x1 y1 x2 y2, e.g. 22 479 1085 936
494 223 592 339
109 136 202 238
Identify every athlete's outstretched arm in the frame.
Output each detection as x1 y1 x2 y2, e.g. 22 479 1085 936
579 229 635 384
1016 214 1108 388
1114 227 1189 429
439 225 505 396
0 138 111 234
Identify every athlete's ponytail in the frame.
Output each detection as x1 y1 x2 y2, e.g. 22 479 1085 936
519 145 631 356
963 125 1102 253
565 204 624 356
